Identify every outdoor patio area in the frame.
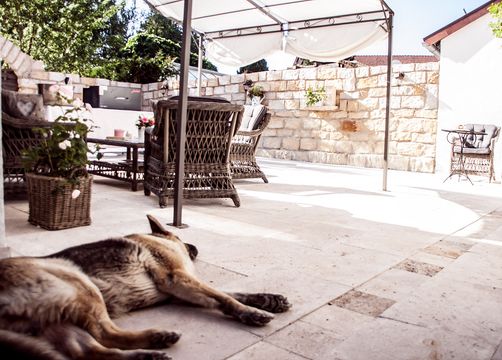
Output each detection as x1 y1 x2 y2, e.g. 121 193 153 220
4 158 502 360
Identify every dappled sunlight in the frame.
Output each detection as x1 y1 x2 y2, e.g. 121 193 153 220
239 187 483 236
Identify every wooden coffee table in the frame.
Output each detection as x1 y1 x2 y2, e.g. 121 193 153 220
87 137 144 191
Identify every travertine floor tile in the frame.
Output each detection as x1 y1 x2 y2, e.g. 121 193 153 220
301 304 374 340
228 341 308 360
335 318 495 360
423 239 473 259
332 290 395 317
357 268 430 302
266 321 343 360
393 258 443 277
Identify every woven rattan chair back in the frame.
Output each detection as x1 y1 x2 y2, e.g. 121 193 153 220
144 100 243 207
230 106 271 183
2 91 51 198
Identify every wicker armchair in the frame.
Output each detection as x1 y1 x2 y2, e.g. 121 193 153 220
144 99 243 208
230 105 270 183
2 90 51 197
450 123 500 182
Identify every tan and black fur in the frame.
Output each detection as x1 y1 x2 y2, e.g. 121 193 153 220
0 215 291 360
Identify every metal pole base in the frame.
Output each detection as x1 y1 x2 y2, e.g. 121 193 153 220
167 223 189 229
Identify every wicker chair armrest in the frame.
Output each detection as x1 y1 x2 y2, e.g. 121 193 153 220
235 128 263 137
2 111 52 129
490 136 497 151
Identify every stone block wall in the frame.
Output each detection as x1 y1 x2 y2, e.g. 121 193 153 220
143 62 440 173
1 34 439 173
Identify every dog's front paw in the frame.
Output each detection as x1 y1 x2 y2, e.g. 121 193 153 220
238 309 274 326
264 294 292 313
132 351 172 360
148 330 181 349
238 293 292 313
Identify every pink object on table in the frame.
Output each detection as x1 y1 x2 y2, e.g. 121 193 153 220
114 129 125 137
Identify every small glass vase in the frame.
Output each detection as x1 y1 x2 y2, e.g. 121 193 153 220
137 127 145 142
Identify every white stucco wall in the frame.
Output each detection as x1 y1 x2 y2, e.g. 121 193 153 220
435 14 502 177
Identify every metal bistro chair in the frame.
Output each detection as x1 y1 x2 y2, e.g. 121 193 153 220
144 99 243 207
450 123 500 182
230 104 271 183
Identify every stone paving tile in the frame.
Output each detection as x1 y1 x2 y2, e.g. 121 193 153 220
227 341 308 360
357 268 430 302
187 228 402 288
300 304 374 340
423 239 474 259
393 258 443 277
408 250 455 268
193 260 248 289
433 250 502 289
221 269 350 337
454 209 502 241
114 305 260 360
334 317 496 360
492 342 502 360
382 277 502 345
332 290 396 317
266 320 343 360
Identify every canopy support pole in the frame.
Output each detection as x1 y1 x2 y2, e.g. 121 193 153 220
196 34 203 96
172 0 192 227
382 11 393 192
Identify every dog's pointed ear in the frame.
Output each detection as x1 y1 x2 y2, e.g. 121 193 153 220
147 215 172 235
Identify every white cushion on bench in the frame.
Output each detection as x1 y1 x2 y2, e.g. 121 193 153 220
240 105 265 131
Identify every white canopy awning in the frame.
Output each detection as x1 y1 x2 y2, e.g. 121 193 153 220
145 0 392 67
141 0 394 226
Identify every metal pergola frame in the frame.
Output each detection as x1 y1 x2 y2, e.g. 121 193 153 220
158 0 394 227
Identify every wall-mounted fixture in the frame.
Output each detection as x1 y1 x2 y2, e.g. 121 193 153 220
243 80 253 92
396 72 405 80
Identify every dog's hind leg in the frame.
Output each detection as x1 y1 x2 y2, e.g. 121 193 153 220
81 309 180 351
42 324 172 360
50 272 180 351
227 293 292 313
150 269 275 326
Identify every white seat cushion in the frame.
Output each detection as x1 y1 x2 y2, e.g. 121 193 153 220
240 105 265 131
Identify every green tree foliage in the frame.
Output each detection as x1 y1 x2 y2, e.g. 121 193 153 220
0 0 216 82
140 11 217 71
88 33 177 83
489 1 502 38
0 0 120 74
237 59 269 74
97 2 136 60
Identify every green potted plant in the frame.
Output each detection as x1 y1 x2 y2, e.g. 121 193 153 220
305 86 327 107
22 88 95 230
247 85 264 105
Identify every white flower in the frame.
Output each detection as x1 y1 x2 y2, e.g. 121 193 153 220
73 98 84 108
74 134 80 139
71 189 81 199
58 140 71 150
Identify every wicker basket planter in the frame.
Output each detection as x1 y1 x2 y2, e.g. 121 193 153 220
26 173 92 230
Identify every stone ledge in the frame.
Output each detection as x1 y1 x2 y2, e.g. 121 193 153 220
302 105 338 111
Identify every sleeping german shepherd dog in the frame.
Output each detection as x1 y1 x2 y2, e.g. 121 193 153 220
0 215 291 360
